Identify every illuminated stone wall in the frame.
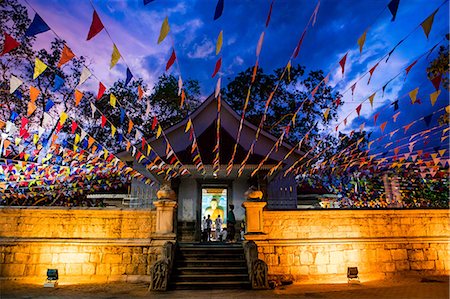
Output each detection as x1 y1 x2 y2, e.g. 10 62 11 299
0 207 161 283
246 209 449 283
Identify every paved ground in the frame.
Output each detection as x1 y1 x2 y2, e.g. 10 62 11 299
1 277 448 299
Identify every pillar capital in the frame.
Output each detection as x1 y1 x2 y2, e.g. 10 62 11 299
154 200 177 235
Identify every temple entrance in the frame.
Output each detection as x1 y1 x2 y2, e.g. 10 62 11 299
199 184 229 242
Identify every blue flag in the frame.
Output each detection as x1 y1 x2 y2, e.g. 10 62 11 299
214 0 224 20
52 75 64 92
25 14 51 37
44 99 54 112
120 108 125 123
125 68 133 86
117 133 123 143
10 111 19 121
143 0 155 4
13 90 22 100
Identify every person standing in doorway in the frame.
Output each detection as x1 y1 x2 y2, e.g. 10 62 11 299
215 214 223 241
206 215 213 242
227 205 236 242
201 216 207 242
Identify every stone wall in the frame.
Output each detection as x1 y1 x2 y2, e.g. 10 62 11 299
245 209 449 283
0 207 165 283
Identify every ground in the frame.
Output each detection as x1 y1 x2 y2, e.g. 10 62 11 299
1 277 448 299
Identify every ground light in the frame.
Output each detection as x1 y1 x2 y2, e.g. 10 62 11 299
347 267 359 284
44 269 58 288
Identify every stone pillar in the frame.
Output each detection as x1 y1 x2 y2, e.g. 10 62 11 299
242 201 266 234
154 200 177 235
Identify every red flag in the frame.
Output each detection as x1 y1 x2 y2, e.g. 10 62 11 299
293 31 306 59
266 1 274 27
380 121 387 133
166 49 176 71
356 104 362 116
431 73 442 91
151 116 158 130
339 53 348 76
212 57 222 78
335 97 341 106
1 32 20 56
373 112 380 125
405 59 418 77
97 82 106 100
101 115 107 128
142 137 146 150
71 121 78 134
351 83 356 96
86 10 104 40
367 62 379 84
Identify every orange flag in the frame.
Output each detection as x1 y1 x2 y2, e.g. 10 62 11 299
128 119 134 134
74 90 83 106
138 85 144 100
58 45 75 67
27 101 37 116
380 121 387 133
30 86 40 102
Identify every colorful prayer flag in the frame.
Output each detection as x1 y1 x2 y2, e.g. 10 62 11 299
158 17 170 44
216 30 223 55
166 49 176 71
58 45 75 67
0 32 20 56
33 58 48 79
86 10 104 40
25 13 50 37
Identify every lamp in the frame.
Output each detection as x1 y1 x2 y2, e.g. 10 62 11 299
347 267 359 283
44 269 58 288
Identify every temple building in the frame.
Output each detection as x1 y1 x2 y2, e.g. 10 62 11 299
121 94 303 241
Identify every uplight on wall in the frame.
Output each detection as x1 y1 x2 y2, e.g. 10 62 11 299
44 269 58 288
347 267 359 283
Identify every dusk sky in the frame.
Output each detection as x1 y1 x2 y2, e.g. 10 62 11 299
22 0 449 155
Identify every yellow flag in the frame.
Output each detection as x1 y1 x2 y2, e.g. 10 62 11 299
157 16 170 44
357 30 367 54
110 93 117 108
429 90 441 106
59 112 68 125
287 60 291 82
110 44 121 69
409 87 419 104
111 125 116 137
185 119 192 133
368 92 376 108
33 134 39 144
33 58 48 79
323 108 330 120
156 125 162 138
27 101 37 116
147 144 151 156
216 30 223 55
74 90 83 106
421 9 438 39
74 134 80 145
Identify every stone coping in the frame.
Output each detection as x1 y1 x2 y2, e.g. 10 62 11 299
0 237 157 246
264 209 449 216
244 236 450 245
0 206 155 211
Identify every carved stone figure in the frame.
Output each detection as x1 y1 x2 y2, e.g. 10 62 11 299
252 259 269 289
149 259 169 291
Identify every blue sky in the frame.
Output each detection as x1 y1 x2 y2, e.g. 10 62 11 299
24 0 449 154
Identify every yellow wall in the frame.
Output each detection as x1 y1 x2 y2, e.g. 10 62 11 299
246 209 449 283
0 207 159 283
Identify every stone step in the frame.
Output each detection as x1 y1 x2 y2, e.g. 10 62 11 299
175 259 247 268
176 253 244 260
169 280 251 290
178 243 243 248
173 273 249 282
174 266 248 275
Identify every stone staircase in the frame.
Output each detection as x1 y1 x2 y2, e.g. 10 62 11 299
170 242 251 289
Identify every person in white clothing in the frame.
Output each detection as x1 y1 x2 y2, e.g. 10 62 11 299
214 215 223 240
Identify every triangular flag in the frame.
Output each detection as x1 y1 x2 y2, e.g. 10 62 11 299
216 30 223 55
88 136 95 148
439 149 446 157
180 90 186 108
256 31 265 57
431 73 442 91
74 90 83 106
9 75 22 94
30 86 40 102
392 111 400 122
387 0 400 21
409 88 419 104
158 17 170 44
429 90 440 106
25 13 50 37
128 119 134 134
212 57 222 78
86 10 104 40
339 53 348 76
97 82 106 100
368 92 376 108
403 122 413 133
177 76 183 96
44 99 54 112
120 108 125 123
357 30 367 54
110 44 121 69
59 112 68 125
423 114 433 127
166 49 176 71
215 77 221 98
367 63 379 85
52 75 64 92
214 0 224 20
110 94 117 108
380 121 387 133
185 119 192 133
293 31 306 59
392 100 399 111
58 45 75 67
78 66 91 85
27 101 37 116
405 60 418 78
373 112 380 125
101 115 107 128
323 108 330 120
71 121 78 134
90 102 97 118
138 85 144 100
156 125 162 139
111 125 116 137
356 103 362 116
125 68 133 86
33 58 48 79
421 9 438 39
151 116 157 130
1 32 20 56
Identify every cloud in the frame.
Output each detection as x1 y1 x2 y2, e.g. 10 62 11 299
187 38 214 59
